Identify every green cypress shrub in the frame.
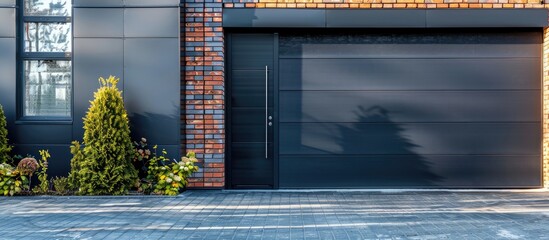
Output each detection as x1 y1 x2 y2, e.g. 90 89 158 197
67 141 83 191
0 104 12 164
69 76 137 195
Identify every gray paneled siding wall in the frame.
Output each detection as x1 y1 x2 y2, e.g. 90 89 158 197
73 0 181 158
0 0 16 128
0 0 180 178
0 0 20 171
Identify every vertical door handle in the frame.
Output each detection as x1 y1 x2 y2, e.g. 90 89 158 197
265 65 268 159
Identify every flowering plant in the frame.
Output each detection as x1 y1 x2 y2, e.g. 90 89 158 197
134 138 151 162
138 145 198 196
154 152 199 196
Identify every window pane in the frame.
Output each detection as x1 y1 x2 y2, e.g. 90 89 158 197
24 22 71 52
23 60 71 117
25 0 71 16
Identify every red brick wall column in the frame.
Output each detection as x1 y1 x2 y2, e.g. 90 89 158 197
182 0 225 188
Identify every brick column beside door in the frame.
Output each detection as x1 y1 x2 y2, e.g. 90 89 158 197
182 0 225 188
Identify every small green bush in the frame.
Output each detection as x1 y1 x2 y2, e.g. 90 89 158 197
0 104 12 164
69 76 138 195
52 176 70 195
32 150 50 194
0 163 29 196
68 141 83 191
138 145 198 196
153 151 198 195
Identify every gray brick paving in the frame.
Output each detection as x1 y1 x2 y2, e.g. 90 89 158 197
1 191 549 239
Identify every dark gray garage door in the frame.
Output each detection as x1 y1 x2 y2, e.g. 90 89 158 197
278 30 542 188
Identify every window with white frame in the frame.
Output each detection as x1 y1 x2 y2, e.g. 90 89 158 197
20 0 72 118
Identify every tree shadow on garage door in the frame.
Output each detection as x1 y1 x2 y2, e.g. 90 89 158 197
334 106 442 187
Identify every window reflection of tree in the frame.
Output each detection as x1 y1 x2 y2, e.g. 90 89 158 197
24 61 70 116
25 23 70 52
25 0 69 16
22 0 71 117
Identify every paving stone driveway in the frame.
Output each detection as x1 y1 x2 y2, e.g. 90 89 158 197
1 190 549 240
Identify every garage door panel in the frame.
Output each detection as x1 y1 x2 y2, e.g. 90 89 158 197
280 58 540 90
279 91 541 123
280 31 541 59
280 44 540 59
279 155 541 188
279 123 540 155
430 155 541 188
280 31 542 44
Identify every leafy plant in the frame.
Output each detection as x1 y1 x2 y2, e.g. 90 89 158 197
0 163 28 196
139 146 198 196
69 76 138 195
32 150 50 194
133 137 152 182
52 176 70 195
138 145 167 194
67 141 83 191
134 138 151 162
0 104 12 164
155 152 198 195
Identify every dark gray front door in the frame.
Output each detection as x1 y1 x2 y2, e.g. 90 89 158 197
227 34 275 188
277 29 542 188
